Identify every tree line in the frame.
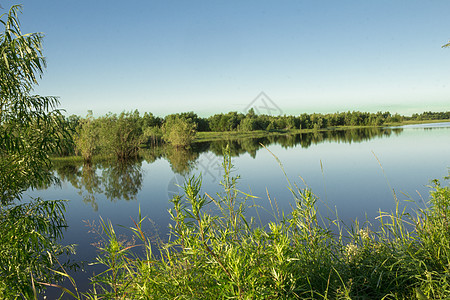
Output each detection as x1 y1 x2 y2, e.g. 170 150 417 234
57 109 450 162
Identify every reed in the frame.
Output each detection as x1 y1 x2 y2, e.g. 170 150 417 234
53 149 449 299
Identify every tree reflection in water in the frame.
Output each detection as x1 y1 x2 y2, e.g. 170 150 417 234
53 160 143 211
101 160 143 201
164 145 198 175
78 163 102 211
52 127 402 211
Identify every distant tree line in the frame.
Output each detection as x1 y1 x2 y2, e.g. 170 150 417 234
55 109 449 162
411 111 450 121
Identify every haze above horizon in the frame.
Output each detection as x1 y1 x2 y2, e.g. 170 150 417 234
5 0 450 117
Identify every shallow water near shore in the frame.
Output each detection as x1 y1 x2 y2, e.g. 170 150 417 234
28 123 450 297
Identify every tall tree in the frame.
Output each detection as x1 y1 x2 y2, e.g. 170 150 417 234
0 5 69 202
0 5 73 298
74 110 99 163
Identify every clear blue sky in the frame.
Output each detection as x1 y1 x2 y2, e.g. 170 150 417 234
3 0 450 117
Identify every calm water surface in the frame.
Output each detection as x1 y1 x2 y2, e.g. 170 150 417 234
28 123 450 296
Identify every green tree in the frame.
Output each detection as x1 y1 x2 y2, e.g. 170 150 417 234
142 111 162 128
74 110 99 163
0 6 68 202
143 125 163 146
99 110 144 160
239 117 257 131
208 112 244 132
162 115 197 147
0 5 73 298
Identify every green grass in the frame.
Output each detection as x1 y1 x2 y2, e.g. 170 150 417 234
384 119 450 126
48 147 450 299
195 119 450 143
194 129 303 142
50 154 116 164
51 155 86 163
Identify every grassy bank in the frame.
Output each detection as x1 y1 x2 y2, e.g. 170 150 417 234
52 150 450 299
195 119 450 143
194 129 303 142
384 118 450 126
51 154 115 165
51 119 450 163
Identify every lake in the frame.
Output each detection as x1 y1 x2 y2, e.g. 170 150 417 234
28 123 450 297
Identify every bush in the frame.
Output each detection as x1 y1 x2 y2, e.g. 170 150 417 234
162 115 196 147
99 111 145 160
74 111 99 163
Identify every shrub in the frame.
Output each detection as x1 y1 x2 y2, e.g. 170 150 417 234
74 111 99 163
99 111 145 160
162 115 196 147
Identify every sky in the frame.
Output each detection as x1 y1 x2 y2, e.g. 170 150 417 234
2 0 450 117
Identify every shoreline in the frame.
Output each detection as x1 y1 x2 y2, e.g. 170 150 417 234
194 119 450 142
51 119 450 162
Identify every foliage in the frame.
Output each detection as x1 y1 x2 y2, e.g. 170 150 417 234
55 114 79 157
208 111 245 132
142 111 162 128
0 199 74 299
0 5 74 298
411 111 450 121
55 109 449 161
142 125 163 146
74 111 99 163
412 179 450 298
0 5 69 204
239 116 258 131
162 114 197 147
178 111 209 132
99 110 145 160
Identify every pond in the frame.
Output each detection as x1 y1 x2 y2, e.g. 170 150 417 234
28 123 450 297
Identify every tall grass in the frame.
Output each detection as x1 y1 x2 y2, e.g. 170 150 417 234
52 150 450 299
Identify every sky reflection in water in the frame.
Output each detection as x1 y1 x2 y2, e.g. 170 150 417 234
28 123 450 295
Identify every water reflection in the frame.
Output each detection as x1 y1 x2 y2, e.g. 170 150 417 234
76 164 102 211
52 160 143 211
164 146 199 174
51 127 404 208
101 160 143 202
204 127 403 156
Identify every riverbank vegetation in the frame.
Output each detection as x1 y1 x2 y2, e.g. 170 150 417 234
53 151 450 299
58 109 450 163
